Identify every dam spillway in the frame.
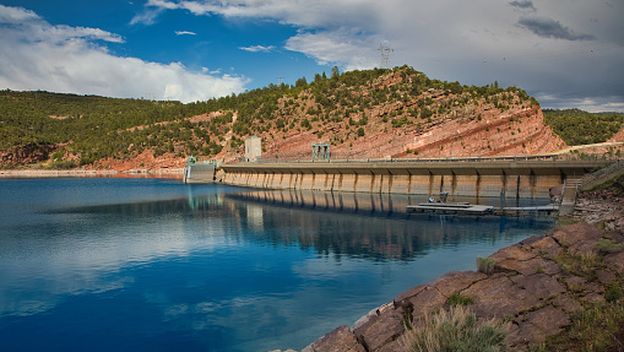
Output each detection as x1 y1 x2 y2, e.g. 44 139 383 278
217 159 611 200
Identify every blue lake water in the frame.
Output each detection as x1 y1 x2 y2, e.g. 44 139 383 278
0 178 554 351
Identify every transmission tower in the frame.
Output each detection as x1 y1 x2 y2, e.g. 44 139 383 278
377 43 393 68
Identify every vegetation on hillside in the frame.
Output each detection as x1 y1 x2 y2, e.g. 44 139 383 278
544 109 624 145
0 66 536 167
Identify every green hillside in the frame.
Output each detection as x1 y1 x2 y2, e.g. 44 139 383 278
0 66 534 167
544 109 624 145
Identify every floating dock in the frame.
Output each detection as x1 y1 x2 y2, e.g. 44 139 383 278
407 203 494 215
407 203 559 216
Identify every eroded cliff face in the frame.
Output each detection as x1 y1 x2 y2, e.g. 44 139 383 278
247 104 565 160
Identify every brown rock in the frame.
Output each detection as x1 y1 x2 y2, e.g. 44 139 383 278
526 236 563 258
428 271 486 297
605 251 624 272
374 339 404 352
510 274 566 301
496 257 560 276
303 326 366 352
463 274 537 318
407 286 447 318
353 307 406 352
551 293 583 314
552 223 602 254
515 306 570 344
596 269 618 285
490 244 537 263
393 284 427 304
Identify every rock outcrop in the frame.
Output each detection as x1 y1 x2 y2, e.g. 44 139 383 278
303 223 624 351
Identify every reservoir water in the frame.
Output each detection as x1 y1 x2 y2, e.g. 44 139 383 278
0 178 554 351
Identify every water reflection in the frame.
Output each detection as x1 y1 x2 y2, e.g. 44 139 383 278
0 179 554 351
47 190 553 261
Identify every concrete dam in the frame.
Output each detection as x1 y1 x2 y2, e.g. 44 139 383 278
216 159 610 201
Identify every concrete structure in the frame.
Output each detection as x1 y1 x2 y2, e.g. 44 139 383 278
312 143 331 161
184 161 217 183
244 136 262 162
220 159 612 200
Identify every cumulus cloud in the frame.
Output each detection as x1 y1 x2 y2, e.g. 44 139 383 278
135 0 624 111
517 16 595 41
285 31 379 70
175 30 197 36
0 5 247 102
239 45 275 53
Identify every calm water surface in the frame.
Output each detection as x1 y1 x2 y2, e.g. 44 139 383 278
0 178 554 351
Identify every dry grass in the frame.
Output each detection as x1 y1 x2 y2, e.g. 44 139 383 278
401 305 508 352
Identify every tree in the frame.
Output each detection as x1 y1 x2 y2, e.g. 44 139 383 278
331 66 340 80
295 77 308 87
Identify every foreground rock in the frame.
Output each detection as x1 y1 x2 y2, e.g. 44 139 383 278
303 222 624 351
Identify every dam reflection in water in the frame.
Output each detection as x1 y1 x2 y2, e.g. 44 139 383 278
0 179 554 351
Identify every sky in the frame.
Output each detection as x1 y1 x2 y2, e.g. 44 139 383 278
0 0 622 111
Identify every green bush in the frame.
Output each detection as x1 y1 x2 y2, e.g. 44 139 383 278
477 257 496 275
447 293 474 306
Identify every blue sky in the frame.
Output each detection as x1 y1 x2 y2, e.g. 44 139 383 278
0 0 622 111
0 0 327 91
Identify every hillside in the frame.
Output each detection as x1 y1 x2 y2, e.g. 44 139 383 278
543 109 624 145
0 66 568 170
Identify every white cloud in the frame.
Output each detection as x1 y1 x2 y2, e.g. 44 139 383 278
0 5 247 102
137 0 624 111
239 45 275 53
175 30 197 36
285 31 379 70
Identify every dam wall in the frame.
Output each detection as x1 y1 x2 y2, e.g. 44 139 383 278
220 160 609 200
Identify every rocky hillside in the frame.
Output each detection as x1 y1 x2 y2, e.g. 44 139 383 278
0 66 568 170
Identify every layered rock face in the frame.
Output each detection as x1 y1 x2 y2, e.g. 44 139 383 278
254 105 565 160
304 223 624 352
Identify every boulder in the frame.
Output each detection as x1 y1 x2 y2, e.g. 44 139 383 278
353 306 407 352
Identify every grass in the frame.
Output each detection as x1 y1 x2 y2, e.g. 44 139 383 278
596 238 624 254
553 250 600 280
401 305 508 352
605 281 624 303
477 257 496 275
541 301 624 352
447 293 474 306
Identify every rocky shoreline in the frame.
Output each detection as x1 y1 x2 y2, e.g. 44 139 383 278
301 175 624 352
0 168 184 179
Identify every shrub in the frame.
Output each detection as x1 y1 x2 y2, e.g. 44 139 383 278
477 257 496 275
605 281 623 303
447 293 474 306
357 127 365 137
401 305 507 352
596 239 624 254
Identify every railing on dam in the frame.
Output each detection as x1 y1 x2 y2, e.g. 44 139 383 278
246 154 619 164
